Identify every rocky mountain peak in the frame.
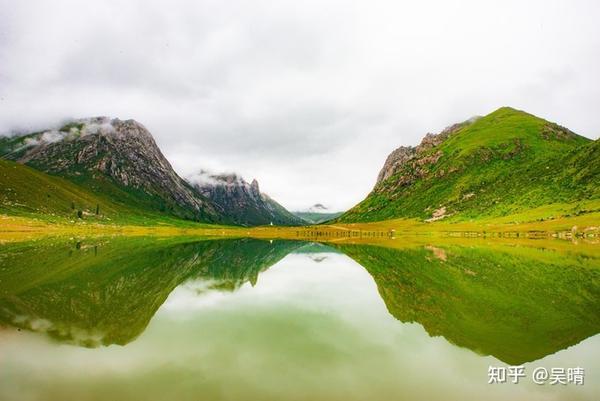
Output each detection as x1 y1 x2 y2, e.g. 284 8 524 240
376 146 416 185
250 179 260 196
304 203 330 213
375 117 479 187
188 171 250 190
187 170 303 226
3 117 223 222
292 204 344 224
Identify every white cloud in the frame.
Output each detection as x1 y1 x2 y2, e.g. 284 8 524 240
186 169 247 188
1 0 599 210
40 130 65 143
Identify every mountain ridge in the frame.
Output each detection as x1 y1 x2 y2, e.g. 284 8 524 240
187 170 304 226
292 203 344 224
337 107 598 223
1 117 226 223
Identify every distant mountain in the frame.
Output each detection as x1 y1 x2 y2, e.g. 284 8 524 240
187 171 305 226
307 203 328 213
293 203 343 224
0 117 226 223
337 107 599 223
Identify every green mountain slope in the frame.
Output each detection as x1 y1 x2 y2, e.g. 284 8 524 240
1 158 123 221
338 107 599 223
261 193 307 226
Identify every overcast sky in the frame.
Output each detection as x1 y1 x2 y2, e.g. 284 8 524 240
1 0 599 211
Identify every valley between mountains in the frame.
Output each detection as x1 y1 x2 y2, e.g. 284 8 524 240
1 107 599 242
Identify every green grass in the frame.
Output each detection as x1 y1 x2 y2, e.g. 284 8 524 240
338 107 599 223
440 107 587 157
1 158 121 220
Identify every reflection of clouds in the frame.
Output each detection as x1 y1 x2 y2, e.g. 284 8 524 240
159 252 379 323
10 312 106 347
163 279 232 311
13 315 53 331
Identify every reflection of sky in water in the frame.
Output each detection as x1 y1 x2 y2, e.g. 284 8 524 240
1 251 599 401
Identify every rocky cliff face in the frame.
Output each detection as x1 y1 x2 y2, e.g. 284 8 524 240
188 171 304 226
375 118 478 187
376 146 416 185
2 117 223 222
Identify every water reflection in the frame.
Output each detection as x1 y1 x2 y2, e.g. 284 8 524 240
0 236 598 364
336 242 600 365
0 237 305 347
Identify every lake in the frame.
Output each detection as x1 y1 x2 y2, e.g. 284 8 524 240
0 236 599 400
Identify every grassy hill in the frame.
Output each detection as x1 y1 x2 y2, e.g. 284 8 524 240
1 158 119 220
338 107 599 223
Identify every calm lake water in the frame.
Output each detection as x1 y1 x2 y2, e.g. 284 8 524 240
0 237 599 400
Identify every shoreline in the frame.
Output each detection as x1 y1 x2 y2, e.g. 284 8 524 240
2 212 598 244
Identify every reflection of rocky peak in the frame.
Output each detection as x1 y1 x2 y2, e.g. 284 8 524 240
187 171 304 226
0 238 305 347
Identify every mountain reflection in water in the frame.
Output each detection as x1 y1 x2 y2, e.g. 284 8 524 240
0 236 598 365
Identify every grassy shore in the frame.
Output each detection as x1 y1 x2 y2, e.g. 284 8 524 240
1 209 599 244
